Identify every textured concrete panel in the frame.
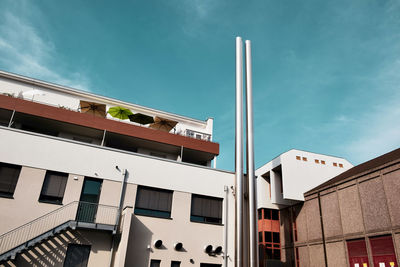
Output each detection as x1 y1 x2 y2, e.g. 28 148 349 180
306 198 322 241
321 192 343 238
338 185 364 235
326 241 347 267
295 204 308 243
358 177 391 232
382 168 400 227
394 233 400 261
309 244 324 267
298 246 310 267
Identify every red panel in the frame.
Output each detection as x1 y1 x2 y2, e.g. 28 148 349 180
347 239 369 267
370 236 397 267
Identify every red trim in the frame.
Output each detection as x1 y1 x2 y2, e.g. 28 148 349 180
0 95 219 155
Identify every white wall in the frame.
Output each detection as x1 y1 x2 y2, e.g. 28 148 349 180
256 149 353 207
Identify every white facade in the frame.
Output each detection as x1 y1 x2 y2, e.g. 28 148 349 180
256 149 353 209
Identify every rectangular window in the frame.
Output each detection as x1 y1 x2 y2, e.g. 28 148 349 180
265 232 272 243
258 209 262 220
150 260 161 267
171 261 181 267
315 159 320 164
333 162 338 167
321 160 326 165
135 186 173 218
259 231 263 242
191 194 223 224
273 232 280 243
0 162 21 198
39 171 68 204
271 209 279 220
339 163 343 168
64 244 91 267
296 156 301 160
302 157 307 161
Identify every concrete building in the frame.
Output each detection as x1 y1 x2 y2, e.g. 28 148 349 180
289 147 400 267
255 150 354 266
0 71 236 267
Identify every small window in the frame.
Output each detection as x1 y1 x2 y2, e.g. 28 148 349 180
273 232 280 243
0 162 21 198
171 261 181 267
191 194 223 224
302 157 307 161
296 156 301 160
39 171 68 204
258 209 262 220
339 163 343 168
321 160 326 165
271 209 279 220
333 162 338 167
264 209 271 220
265 232 272 243
273 249 281 260
259 231 263 242
315 159 319 164
150 260 161 267
135 186 173 218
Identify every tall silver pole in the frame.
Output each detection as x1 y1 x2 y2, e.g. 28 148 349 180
245 40 258 267
235 36 244 267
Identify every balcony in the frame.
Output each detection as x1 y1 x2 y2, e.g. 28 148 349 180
0 95 219 166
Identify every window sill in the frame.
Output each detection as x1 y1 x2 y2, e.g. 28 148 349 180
190 220 223 226
0 194 14 199
38 200 63 205
134 213 173 220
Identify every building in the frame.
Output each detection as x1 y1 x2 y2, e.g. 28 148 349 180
0 70 236 267
291 147 400 267
255 149 353 266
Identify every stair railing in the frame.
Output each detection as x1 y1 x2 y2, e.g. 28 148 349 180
0 201 118 256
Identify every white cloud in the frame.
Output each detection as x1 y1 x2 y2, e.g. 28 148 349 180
0 8 90 91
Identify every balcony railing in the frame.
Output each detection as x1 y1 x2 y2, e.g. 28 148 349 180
184 129 211 141
0 201 119 256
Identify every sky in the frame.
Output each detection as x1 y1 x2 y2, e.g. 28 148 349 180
0 0 399 171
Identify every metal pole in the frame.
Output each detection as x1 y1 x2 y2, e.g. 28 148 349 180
245 40 258 267
235 36 244 267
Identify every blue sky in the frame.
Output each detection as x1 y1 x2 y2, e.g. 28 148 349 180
0 0 399 171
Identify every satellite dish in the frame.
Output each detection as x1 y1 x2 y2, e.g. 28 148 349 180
154 240 163 248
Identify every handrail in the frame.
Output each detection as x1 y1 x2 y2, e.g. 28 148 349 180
0 201 119 256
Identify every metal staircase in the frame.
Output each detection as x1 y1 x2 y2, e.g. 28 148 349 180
0 201 119 262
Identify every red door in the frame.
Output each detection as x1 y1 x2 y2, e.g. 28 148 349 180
370 235 397 267
347 239 369 267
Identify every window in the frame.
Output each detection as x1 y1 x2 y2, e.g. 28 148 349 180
135 186 173 218
296 156 301 160
258 209 262 220
39 171 68 204
339 163 343 168
321 160 326 165
264 231 281 260
333 162 338 167
0 162 21 198
314 159 319 164
302 157 307 161
191 194 223 224
64 244 91 267
259 231 263 242
171 261 181 267
271 209 279 220
150 260 161 267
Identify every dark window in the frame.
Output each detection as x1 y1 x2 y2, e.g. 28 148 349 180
273 249 281 260
0 162 21 198
64 244 90 267
264 209 271 220
150 260 161 267
265 248 273 259
39 171 68 204
200 264 222 267
171 261 181 267
258 209 262 220
191 194 223 224
273 232 280 243
135 186 173 218
265 232 272 243
271 209 279 220
259 231 263 242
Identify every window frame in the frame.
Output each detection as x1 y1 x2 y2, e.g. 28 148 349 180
134 185 173 219
39 170 68 205
0 162 22 198
190 194 223 225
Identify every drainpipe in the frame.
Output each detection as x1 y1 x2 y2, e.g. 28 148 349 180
317 192 328 267
224 185 229 267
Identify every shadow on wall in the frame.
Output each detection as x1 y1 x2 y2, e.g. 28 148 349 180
3 229 110 267
124 215 153 266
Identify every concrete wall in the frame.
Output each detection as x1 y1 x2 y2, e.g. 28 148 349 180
1 229 112 267
293 159 400 267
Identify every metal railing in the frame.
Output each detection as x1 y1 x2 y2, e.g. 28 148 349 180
0 201 119 255
184 129 212 141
